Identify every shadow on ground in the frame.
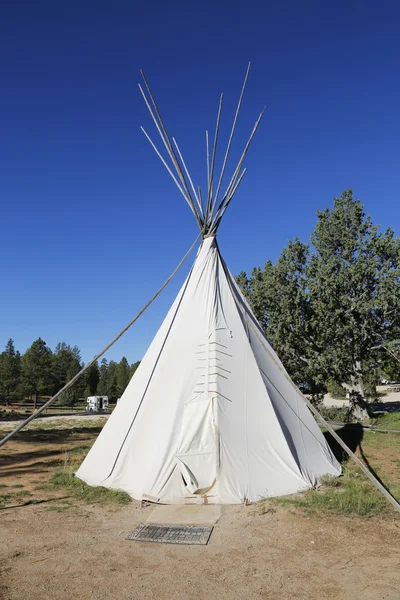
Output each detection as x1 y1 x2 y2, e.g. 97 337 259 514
324 424 392 491
324 424 364 463
370 402 400 414
0 427 103 445
0 427 102 479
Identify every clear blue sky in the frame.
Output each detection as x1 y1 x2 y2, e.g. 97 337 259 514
1 0 399 364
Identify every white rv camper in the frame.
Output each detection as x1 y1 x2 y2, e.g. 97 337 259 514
86 396 109 412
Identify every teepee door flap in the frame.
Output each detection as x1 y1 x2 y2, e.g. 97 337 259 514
175 394 219 494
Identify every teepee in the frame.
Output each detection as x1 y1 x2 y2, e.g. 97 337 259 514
76 66 341 504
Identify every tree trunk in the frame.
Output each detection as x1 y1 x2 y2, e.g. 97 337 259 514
342 362 369 420
33 393 37 411
349 391 369 420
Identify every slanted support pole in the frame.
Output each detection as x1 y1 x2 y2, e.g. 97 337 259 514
0 235 201 449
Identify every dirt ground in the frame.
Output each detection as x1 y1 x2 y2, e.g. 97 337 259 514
1 420 400 600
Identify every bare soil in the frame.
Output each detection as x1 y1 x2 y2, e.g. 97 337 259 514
1 422 400 600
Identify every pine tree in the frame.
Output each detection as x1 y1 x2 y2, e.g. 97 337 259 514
0 339 21 405
237 190 400 415
130 361 140 378
106 361 118 401
53 342 83 405
21 338 53 409
59 363 82 406
98 358 109 395
308 190 400 416
116 357 130 398
85 362 100 395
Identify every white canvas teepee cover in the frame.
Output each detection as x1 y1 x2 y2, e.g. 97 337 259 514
76 237 340 503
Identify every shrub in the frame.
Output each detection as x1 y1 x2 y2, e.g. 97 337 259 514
326 379 347 399
316 405 353 423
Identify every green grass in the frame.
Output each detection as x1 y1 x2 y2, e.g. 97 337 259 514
363 429 400 450
0 417 108 433
13 490 32 497
68 444 92 455
370 412 400 430
33 484 53 491
271 465 400 518
25 418 108 430
0 489 35 507
292 420 400 518
49 469 131 505
48 449 131 506
0 409 25 421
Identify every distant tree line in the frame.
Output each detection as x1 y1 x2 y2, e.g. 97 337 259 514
236 190 400 417
0 338 140 408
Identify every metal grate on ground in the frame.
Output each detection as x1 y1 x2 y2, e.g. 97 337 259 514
126 523 213 545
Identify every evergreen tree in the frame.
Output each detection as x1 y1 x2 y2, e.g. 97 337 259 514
21 338 53 409
106 361 118 401
130 361 140 378
59 362 83 406
0 333 141 409
379 342 400 382
97 358 109 395
308 190 400 416
52 342 83 405
0 353 3 403
116 357 130 397
0 339 21 405
237 190 400 415
85 362 100 395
